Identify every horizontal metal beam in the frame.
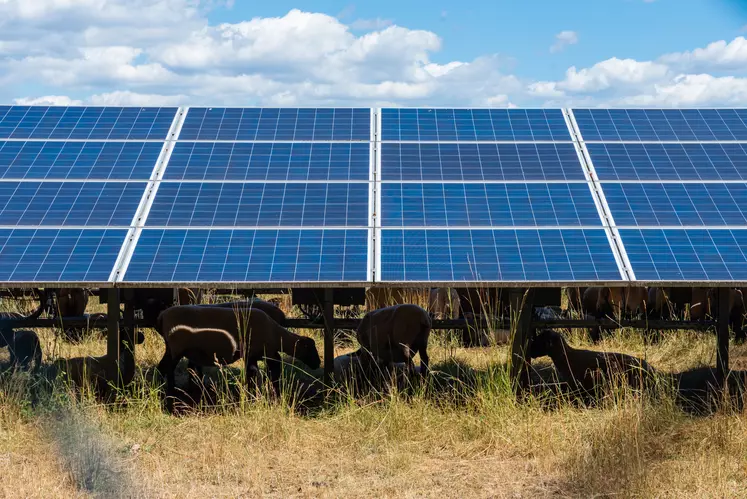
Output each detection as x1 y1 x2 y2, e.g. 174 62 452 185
531 319 717 330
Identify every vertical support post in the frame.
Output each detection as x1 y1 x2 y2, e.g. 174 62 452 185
323 288 335 386
106 287 121 365
716 286 730 388
509 288 535 397
120 288 136 389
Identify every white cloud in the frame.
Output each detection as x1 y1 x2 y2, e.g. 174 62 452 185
0 3 746 108
13 95 83 106
550 30 578 53
659 36 747 72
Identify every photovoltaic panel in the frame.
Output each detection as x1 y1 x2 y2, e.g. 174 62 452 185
164 142 370 181
123 228 369 283
380 229 622 282
380 143 585 181
0 228 127 282
146 182 370 228
619 229 747 281
603 183 747 227
574 108 747 142
587 143 747 181
381 183 600 227
0 106 177 140
0 181 146 226
380 108 571 142
179 108 371 141
0 141 163 180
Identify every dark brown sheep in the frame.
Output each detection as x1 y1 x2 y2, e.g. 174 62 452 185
2 330 42 370
200 298 286 325
155 305 321 405
356 304 431 375
528 329 657 396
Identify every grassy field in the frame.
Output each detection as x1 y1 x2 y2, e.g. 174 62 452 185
1 294 747 498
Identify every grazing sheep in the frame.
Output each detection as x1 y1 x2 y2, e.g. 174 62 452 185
54 349 135 399
565 287 587 314
528 329 657 396
356 304 431 375
155 306 321 405
428 288 461 320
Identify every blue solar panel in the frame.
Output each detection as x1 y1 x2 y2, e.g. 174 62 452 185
381 143 585 181
574 109 747 142
123 228 369 282
0 228 127 282
587 143 747 181
380 108 571 142
0 141 163 180
380 229 621 282
620 229 747 281
147 182 369 227
603 183 747 227
381 183 600 227
0 106 176 140
179 108 370 141
0 181 146 226
164 142 370 181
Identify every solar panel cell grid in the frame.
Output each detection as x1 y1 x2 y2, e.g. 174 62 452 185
147 182 370 227
380 143 585 181
0 106 177 140
587 143 747 181
0 181 146 226
380 228 621 282
381 183 600 227
164 142 370 181
123 228 369 282
603 183 747 227
179 108 371 141
0 228 127 282
574 108 747 141
380 108 571 142
0 141 163 180
620 229 747 281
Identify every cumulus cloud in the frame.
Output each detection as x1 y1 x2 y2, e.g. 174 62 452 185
0 1 746 108
550 31 578 53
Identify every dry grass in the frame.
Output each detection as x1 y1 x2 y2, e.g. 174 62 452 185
0 292 746 498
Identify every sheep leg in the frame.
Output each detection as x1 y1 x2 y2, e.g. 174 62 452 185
413 328 430 376
156 352 178 413
185 359 202 405
265 351 283 397
244 357 261 395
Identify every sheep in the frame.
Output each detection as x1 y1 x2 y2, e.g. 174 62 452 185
580 287 648 342
1 330 42 370
54 349 135 399
155 305 321 406
672 366 747 414
649 287 745 342
356 304 431 376
428 288 461 320
200 298 286 325
528 329 657 396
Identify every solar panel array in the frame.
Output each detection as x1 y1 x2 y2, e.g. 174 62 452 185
1 104 746 285
576 108 747 282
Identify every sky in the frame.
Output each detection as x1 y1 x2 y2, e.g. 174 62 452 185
1 0 747 107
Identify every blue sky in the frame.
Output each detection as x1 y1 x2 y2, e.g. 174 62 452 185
214 0 745 76
1 0 747 107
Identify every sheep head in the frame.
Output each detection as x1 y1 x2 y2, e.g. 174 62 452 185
528 329 565 359
295 336 321 370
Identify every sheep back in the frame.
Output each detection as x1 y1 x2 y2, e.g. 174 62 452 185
357 304 431 360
